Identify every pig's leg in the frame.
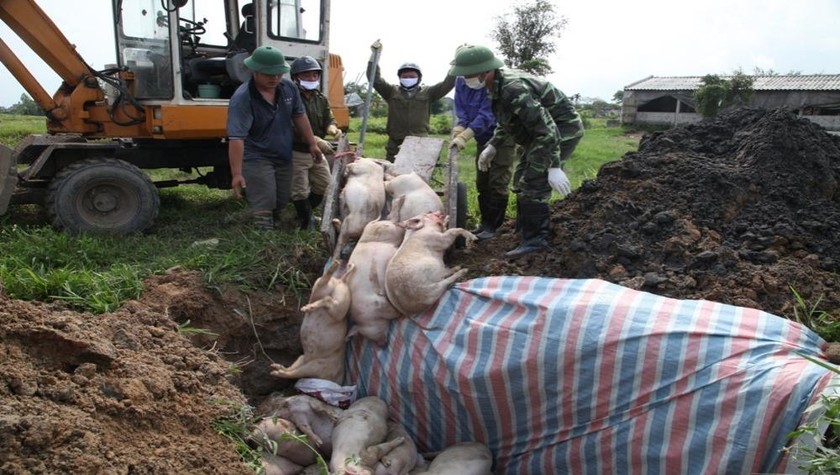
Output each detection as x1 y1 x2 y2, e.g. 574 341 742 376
387 194 405 221
359 436 406 468
270 354 344 383
300 296 338 313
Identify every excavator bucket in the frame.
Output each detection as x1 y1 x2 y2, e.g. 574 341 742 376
0 144 17 215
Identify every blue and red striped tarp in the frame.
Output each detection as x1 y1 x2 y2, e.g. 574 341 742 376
345 277 836 474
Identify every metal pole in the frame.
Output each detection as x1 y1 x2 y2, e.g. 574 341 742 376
357 42 381 158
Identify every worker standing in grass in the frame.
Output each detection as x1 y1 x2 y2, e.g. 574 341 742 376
448 45 584 258
227 46 322 232
368 40 455 161
450 71 516 241
289 56 343 231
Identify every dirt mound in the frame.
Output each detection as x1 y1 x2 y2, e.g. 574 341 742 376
0 279 252 474
455 107 840 317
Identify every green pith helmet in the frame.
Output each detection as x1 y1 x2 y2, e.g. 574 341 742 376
448 45 504 76
244 46 290 75
290 56 322 76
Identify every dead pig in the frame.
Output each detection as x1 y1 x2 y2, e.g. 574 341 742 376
270 260 355 384
333 158 386 259
385 212 476 316
331 396 406 475
374 421 421 475
385 172 443 222
346 219 406 346
256 393 344 456
251 417 317 467
412 442 493 475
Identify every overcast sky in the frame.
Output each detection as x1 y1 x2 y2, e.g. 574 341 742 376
1 0 838 107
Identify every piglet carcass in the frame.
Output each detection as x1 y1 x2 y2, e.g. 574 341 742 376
373 421 421 475
251 417 317 468
331 396 406 475
385 172 443 222
346 219 406 346
385 212 476 317
256 393 344 456
333 158 386 259
412 442 493 475
270 260 355 384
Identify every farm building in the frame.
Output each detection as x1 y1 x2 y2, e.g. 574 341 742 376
621 74 840 131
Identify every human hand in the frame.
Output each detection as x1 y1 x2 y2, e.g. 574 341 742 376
327 124 343 140
450 125 465 138
548 167 572 195
231 174 246 199
449 127 475 151
316 137 335 154
371 39 382 51
477 144 496 172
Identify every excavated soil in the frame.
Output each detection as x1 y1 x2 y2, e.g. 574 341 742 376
3 107 840 473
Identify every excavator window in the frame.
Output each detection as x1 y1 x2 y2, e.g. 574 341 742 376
268 0 321 43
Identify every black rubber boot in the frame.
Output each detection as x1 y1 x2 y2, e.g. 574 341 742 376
308 193 323 209
505 200 551 258
471 193 489 235
513 198 524 234
292 199 312 231
475 194 509 240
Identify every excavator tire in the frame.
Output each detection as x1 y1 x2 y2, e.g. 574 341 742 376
46 158 159 235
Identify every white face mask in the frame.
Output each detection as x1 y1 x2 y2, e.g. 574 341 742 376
299 80 320 90
464 75 485 90
400 77 419 88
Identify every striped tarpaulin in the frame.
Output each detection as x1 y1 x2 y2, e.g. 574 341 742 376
344 277 835 474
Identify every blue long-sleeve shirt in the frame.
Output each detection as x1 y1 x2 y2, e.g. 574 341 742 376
453 76 497 145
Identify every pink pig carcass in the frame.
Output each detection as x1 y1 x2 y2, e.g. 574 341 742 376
333 158 386 259
270 260 355 384
385 211 476 317
346 219 406 346
384 172 443 223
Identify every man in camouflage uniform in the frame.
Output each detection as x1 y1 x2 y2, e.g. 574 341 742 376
289 56 342 230
449 45 584 258
369 40 455 161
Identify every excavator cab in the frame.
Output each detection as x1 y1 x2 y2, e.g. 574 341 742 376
112 0 332 102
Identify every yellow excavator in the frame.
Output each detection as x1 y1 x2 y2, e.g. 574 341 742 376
0 0 348 234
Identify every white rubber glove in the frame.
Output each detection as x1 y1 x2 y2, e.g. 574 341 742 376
449 127 474 150
327 124 343 140
477 144 497 172
315 137 335 154
548 167 572 195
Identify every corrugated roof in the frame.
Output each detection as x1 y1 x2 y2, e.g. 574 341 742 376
625 74 840 91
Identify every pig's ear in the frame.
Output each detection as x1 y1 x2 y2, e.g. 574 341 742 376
402 216 425 230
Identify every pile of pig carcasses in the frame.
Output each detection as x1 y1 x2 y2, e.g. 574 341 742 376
254 137 490 474
252 392 492 474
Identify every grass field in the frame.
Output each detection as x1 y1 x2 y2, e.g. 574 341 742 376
0 113 640 312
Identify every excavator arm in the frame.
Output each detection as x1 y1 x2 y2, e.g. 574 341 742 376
0 0 105 130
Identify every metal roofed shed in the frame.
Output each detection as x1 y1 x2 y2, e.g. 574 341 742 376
621 74 840 131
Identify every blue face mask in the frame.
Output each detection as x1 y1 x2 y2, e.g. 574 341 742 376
400 77 419 89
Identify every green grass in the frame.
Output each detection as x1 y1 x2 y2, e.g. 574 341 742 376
0 114 46 147
0 112 637 313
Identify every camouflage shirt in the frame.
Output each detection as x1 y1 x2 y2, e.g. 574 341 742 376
370 63 455 141
488 68 584 169
293 88 336 152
